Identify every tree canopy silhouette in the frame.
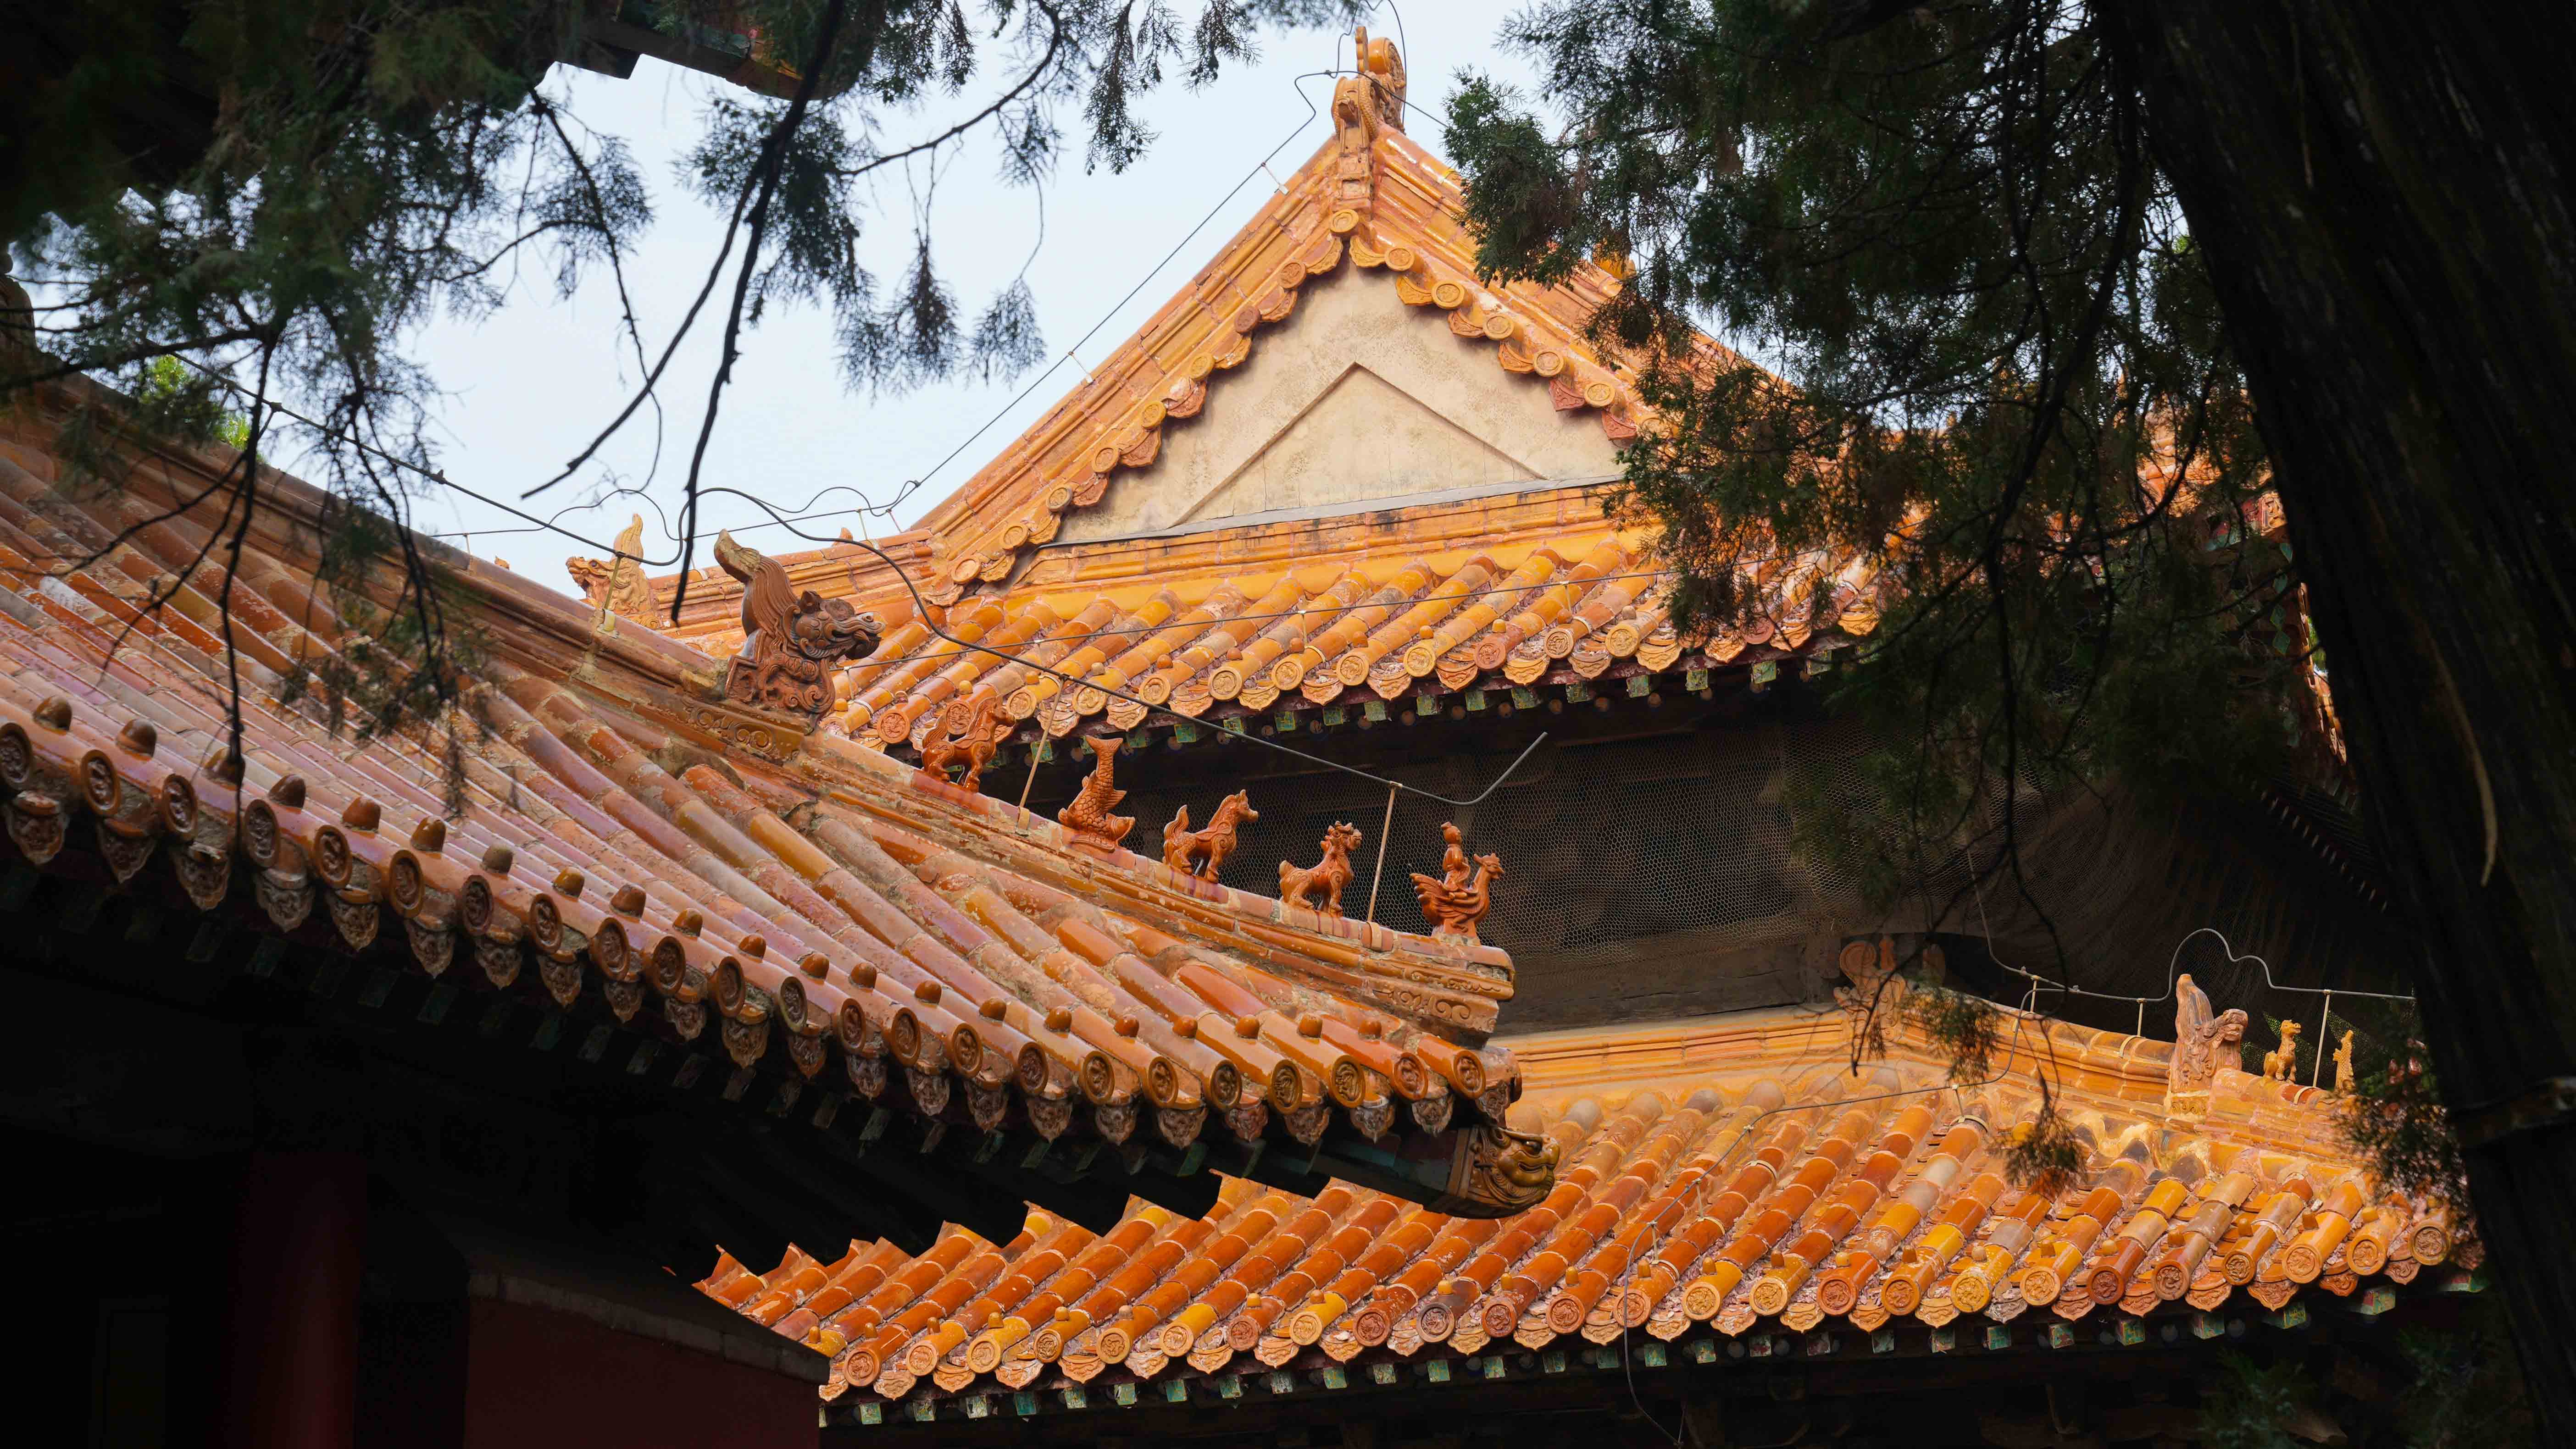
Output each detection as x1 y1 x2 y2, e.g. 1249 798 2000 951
1443 2 2576 1430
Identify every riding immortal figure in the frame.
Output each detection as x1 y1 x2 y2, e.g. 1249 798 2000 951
1410 821 1503 945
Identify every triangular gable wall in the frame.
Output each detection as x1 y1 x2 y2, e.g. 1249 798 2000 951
1052 262 1621 542
592 32 1740 651
907 36 1701 605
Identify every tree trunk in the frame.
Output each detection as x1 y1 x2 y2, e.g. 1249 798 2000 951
2118 0 2576 1431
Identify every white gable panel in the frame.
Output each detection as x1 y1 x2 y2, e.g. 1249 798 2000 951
1056 264 1618 542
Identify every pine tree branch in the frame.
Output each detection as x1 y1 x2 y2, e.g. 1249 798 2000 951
668 0 858 621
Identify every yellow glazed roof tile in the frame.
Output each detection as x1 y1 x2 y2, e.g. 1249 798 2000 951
707 987 2455 1407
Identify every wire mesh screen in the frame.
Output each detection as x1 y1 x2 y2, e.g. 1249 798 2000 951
1099 717 2416 1047
1105 723 1881 966
2143 927 2415 1089
1935 781 2420 1069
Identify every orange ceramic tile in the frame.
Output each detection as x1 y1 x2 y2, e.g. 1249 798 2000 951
0 369 1548 1357
705 998 2454 1411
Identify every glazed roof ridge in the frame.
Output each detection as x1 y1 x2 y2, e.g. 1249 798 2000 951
0 371 1543 1244
624 476 1646 662
830 531 1882 750
705 996 2462 1410
899 104 1680 601
804 730 1521 1026
589 36 1738 638
1036 474 1626 549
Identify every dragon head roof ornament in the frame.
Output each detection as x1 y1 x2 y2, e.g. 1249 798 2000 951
1438 1123 1558 1216
566 514 661 626
1354 26 1406 131
713 530 881 724
2167 970 2251 1110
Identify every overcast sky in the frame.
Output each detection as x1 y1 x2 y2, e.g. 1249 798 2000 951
388 4 1542 599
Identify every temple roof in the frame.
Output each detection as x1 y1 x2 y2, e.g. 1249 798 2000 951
0 372 1541 1238
590 34 1732 653
831 483 1871 758
902 52 1668 601
705 975 2463 1418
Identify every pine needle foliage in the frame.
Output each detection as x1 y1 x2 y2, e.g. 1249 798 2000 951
1900 980 1999 1084
1442 0 2312 964
1998 1085 2081 1195
2395 1298 2539 1449
1896 979 2078 1192
2337 1054 2465 1209
2199 1354 2314 1449
2 0 1353 793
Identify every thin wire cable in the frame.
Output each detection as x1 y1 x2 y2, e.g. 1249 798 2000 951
1374 0 1409 66
156 366 1555 806
712 493 1552 807
125 52 1519 584
685 548 1699 645
198 52 1703 624
1576 950 2076 1365
661 68 1350 550
143 64 1643 805
131 373 1824 813
166 363 661 560
1957 834 2411 1082
1991 924 2417 1012
1593 1001 2062 1448
241 64 1353 559
427 480 867 544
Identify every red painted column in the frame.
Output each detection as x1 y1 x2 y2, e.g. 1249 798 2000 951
462 1300 821 1449
217 1152 366 1449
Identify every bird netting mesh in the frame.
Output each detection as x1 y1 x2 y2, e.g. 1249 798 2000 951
1092 712 2417 1072
1104 724 1881 958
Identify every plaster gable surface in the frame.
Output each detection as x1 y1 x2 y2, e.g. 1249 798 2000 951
1171 363 1537 525
1056 263 1621 542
